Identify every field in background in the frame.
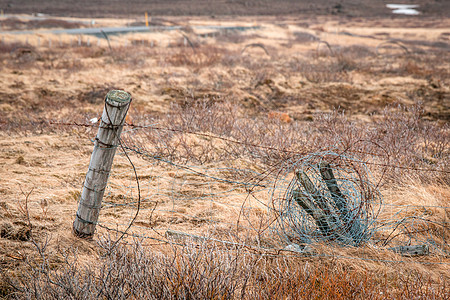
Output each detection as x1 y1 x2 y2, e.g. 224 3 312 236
1 0 450 18
0 12 449 299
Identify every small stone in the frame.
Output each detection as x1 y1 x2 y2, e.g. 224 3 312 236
283 243 316 256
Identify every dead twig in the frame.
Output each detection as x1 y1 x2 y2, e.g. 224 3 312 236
18 186 34 230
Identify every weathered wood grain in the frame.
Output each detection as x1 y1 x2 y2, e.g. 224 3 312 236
73 90 131 238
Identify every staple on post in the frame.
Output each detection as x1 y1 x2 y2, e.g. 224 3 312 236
73 90 132 238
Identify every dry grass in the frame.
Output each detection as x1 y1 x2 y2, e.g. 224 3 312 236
3 237 448 299
128 101 448 186
166 45 229 69
0 18 85 31
0 15 449 299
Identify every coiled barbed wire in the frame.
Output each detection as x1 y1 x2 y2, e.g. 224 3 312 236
272 151 383 246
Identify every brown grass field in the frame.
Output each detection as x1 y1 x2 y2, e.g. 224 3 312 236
0 9 449 299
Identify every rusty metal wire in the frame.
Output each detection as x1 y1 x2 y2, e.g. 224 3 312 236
271 151 383 246
23 119 448 263
47 120 450 174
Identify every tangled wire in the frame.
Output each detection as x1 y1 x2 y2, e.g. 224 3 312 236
272 152 383 246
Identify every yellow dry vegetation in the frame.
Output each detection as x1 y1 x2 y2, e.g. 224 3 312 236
0 14 448 298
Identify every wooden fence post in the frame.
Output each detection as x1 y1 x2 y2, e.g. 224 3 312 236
73 90 132 238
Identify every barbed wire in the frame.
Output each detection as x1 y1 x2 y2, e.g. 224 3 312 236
48 120 450 174
4 118 446 265
271 151 383 246
100 136 448 260
47 117 448 259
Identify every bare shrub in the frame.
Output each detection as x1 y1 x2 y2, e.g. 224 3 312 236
373 50 449 82
7 237 449 299
334 54 359 72
312 110 369 153
127 99 448 184
9 238 247 299
216 32 260 44
0 17 84 30
165 45 227 68
74 46 108 59
367 105 449 183
126 98 309 165
128 99 240 164
292 58 350 83
310 105 449 184
0 41 34 54
0 42 39 68
339 45 375 59
292 31 319 43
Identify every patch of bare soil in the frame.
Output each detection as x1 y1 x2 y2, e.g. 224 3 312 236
0 17 85 30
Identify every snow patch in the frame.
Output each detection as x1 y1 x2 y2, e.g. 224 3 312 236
386 4 420 15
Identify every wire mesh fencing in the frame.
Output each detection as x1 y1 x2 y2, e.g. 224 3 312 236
271 151 383 247
79 121 450 264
